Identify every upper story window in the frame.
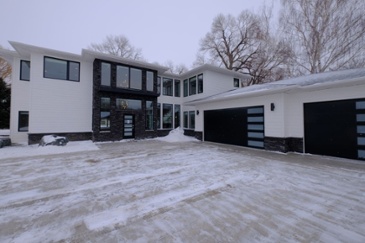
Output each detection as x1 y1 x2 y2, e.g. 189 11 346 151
234 78 240 88
44 56 80 82
163 77 173 96
183 79 188 97
130 68 142 90
189 76 197 96
198 74 203 94
146 71 154 92
116 65 129 88
101 62 111 86
20 60 30 81
174 79 180 97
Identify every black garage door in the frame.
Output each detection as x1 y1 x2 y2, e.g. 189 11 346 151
204 106 264 148
304 99 365 160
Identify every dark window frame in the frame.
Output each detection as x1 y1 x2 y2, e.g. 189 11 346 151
100 97 111 130
145 100 154 130
174 79 181 97
174 104 181 128
146 71 155 92
162 103 173 129
189 76 197 96
18 111 29 132
189 110 195 129
183 79 188 97
20 60 30 81
234 78 240 88
198 74 203 94
163 77 173 96
44 56 80 82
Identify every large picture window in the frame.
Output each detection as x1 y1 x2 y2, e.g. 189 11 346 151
18 111 29 132
20 60 30 81
163 104 173 129
163 77 173 96
146 71 154 92
116 65 129 88
146 101 154 130
44 57 80 81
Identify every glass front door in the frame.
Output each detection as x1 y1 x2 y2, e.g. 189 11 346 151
124 114 135 139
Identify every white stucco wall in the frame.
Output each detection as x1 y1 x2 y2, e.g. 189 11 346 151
10 56 30 144
28 53 93 134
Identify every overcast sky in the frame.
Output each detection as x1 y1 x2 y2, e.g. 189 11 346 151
1 0 275 68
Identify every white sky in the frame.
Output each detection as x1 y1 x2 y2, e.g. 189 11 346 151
1 0 275 67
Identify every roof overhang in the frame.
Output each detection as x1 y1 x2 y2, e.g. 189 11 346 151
0 48 18 63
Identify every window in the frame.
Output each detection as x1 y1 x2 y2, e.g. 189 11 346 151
117 65 129 88
189 111 195 129
189 76 197 95
234 78 240 88
183 111 188 128
20 60 30 81
198 74 203 93
157 76 161 95
174 104 180 128
183 79 188 97
157 103 161 129
146 101 154 130
44 57 80 81
163 104 173 129
163 77 173 96
116 99 142 110
101 62 111 86
100 97 110 130
174 79 181 97
18 111 29 132
146 71 154 92
130 68 142 90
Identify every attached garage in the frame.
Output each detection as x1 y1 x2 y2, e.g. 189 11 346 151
204 106 264 149
304 99 365 160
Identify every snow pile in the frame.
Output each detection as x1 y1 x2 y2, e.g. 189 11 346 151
155 127 199 143
0 140 99 160
0 129 10 136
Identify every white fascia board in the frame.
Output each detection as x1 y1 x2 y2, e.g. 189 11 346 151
9 41 82 61
180 64 250 80
81 49 169 74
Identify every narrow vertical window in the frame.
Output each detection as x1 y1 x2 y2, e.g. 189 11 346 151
157 103 161 129
163 77 173 96
20 60 30 81
234 78 240 88
146 71 154 92
163 104 173 129
68 61 80 81
130 68 142 90
174 104 181 128
146 101 154 130
189 76 197 95
183 111 188 128
174 79 181 97
183 79 188 97
157 76 161 95
197 74 203 94
189 111 195 129
18 111 29 132
101 62 111 86
100 97 111 130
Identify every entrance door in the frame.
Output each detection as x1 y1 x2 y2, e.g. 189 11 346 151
123 114 135 139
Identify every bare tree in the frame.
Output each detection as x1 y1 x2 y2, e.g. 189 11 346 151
0 46 12 81
89 35 144 60
164 61 188 75
197 7 291 85
280 0 365 76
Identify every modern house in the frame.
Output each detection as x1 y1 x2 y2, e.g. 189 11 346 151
0 41 364 161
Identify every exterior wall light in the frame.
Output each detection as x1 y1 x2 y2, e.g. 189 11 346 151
196 110 200 115
270 103 275 111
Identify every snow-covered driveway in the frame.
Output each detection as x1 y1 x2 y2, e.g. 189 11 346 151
1 140 365 242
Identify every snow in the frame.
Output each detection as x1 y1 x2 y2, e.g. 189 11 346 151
0 129 10 136
0 140 99 160
0 140 365 242
155 127 199 142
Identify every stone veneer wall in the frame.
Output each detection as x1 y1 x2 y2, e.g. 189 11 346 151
92 59 159 142
184 130 203 141
264 137 303 153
